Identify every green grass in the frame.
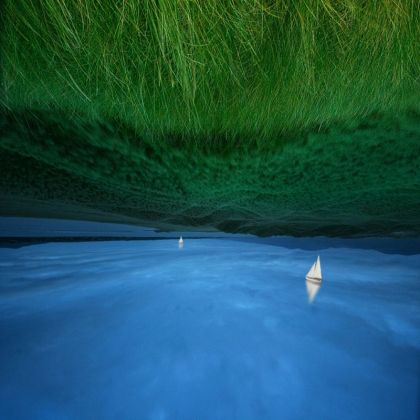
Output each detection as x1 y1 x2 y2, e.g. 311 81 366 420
1 0 419 143
1 1 419 236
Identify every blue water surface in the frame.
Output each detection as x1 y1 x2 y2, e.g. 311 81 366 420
0 238 419 420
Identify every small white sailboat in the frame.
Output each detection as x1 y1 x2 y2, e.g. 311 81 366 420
305 256 322 303
178 236 184 249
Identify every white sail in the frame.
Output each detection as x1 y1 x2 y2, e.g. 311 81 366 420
306 262 316 278
306 256 322 280
315 256 322 279
178 236 184 249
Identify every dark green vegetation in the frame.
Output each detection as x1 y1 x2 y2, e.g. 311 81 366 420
1 111 419 236
1 1 419 236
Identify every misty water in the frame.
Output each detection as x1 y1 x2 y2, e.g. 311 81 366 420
0 238 419 419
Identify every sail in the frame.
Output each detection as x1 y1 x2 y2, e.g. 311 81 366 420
306 256 322 280
306 262 316 278
315 256 322 279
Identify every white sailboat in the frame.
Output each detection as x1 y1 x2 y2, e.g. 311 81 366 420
305 256 322 303
178 236 184 249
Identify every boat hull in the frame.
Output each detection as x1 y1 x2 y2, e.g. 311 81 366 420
305 276 322 283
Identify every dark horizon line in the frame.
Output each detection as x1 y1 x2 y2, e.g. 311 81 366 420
1 235 420 256
0 236 219 248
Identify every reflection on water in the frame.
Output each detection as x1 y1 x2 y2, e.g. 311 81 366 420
0 239 419 420
306 278 321 303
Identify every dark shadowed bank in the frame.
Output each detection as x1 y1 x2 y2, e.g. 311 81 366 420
1 110 419 237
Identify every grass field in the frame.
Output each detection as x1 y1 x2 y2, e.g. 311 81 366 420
2 0 419 142
0 1 419 235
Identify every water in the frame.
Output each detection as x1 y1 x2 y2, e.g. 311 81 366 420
0 239 419 419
